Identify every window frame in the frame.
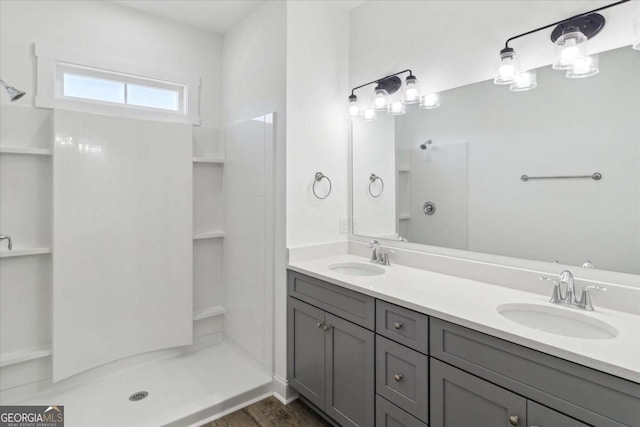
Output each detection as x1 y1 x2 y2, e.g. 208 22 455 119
36 43 200 125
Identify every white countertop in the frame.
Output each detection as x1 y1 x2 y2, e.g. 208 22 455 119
288 253 640 383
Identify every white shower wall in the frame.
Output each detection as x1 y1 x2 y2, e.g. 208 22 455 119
52 110 194 382
223 114 275 371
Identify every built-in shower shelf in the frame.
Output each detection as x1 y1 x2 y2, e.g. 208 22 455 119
193 231 225 240
0 247 52 258
193 306 226 321
398 215 411 220
193 157 225 164
0 146 53 156
0 347 52 368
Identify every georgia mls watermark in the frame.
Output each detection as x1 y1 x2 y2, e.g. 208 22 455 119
0 405 64 427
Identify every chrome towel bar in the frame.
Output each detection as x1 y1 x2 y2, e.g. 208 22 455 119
520 172 602 182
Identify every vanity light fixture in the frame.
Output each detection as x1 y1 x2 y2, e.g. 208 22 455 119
348 94 360 117
494 0 632 91
349 70 432 120
420 93 440 109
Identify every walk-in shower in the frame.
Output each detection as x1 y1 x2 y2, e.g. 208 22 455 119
0 79 26 101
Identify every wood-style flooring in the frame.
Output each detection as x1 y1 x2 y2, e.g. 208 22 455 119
202 397 333 427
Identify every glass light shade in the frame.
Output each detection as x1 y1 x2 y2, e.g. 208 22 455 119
566 55 599 78
420 93 440 109
552 30 587 70
363 108 376 121
509 70 537 91
494 50 520 85
402 76 421 104
634 16 640 50
387 101 406 115
348 95 360 117
372 88 389 111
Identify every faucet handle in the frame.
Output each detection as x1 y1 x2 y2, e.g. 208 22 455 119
540 277 564 303
578 285 607 311
368 240 380 248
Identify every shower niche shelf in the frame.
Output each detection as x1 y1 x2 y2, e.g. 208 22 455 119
193 305 226 321
193 157 225 164
193 231 225 240
0 146 53 156
0 247 52 258
0 347 52 368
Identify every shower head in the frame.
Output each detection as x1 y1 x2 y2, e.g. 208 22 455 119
419 139 432 150
0 79 26 102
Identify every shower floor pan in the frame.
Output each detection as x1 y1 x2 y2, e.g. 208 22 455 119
15 338 273 427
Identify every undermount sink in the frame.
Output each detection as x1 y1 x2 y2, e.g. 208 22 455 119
497 303 618 340
328 262 385 277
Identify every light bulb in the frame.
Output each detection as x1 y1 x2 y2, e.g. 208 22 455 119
372 88 389 111
566 55 599 78
420 93 440 109
363 108 376 121
509 70 537 91
387 101 406 115
402 75 421 104
348 94 360 117
494 48 520 85
553 29 587 70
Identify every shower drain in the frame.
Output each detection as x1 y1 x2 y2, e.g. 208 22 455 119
129 391 149 402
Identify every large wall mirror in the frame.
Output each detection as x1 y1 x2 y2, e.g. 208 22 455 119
351 46 639 275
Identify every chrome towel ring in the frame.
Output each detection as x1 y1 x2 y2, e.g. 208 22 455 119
313 172 332 199
369 174 384 198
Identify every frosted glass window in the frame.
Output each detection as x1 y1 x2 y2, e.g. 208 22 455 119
127 84 180 111
63 74 125 104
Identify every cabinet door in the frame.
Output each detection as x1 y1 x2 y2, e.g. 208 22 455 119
431 358 527 427
288 297 326 409
325 313 375 427
528 401 590 427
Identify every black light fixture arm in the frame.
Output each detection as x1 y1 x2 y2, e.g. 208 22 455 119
350 69 414 96
502 0 630 51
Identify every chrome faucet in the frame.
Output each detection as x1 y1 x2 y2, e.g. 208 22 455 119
368 240 393 266
0 234 12 250
540 270 607 311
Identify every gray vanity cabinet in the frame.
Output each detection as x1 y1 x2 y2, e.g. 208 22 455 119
288 296 327 409
528 401 589 427
430 358 527 427
288 271 375 427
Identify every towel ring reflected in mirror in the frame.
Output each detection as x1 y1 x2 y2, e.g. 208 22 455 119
369 174 384 198
313 172 332 199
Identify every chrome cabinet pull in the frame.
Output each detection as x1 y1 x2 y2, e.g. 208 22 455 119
316 321 323 328
393 374 403 382
322 324 331 332
509 415 519 426
394 322 403 330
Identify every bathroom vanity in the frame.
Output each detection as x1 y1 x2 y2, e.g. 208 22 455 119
286 257 640 427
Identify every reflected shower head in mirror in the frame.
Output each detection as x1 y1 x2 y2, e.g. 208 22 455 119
420 139 432 150
0 79 26 101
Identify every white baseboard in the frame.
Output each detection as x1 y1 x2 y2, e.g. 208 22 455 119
272 374 298 404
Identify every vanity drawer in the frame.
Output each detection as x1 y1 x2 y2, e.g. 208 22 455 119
376 395 427 427
528 401 589 427
287 271 375 329
430 318 640 427
376 335 429 422
376 300 428 354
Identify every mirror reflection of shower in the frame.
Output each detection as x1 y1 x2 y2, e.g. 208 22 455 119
419 139 432 150
0 79 26 101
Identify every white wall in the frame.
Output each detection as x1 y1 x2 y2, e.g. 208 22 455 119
0 0 222 127
286 1 351 248
350 0 640 95
221 0 287 397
